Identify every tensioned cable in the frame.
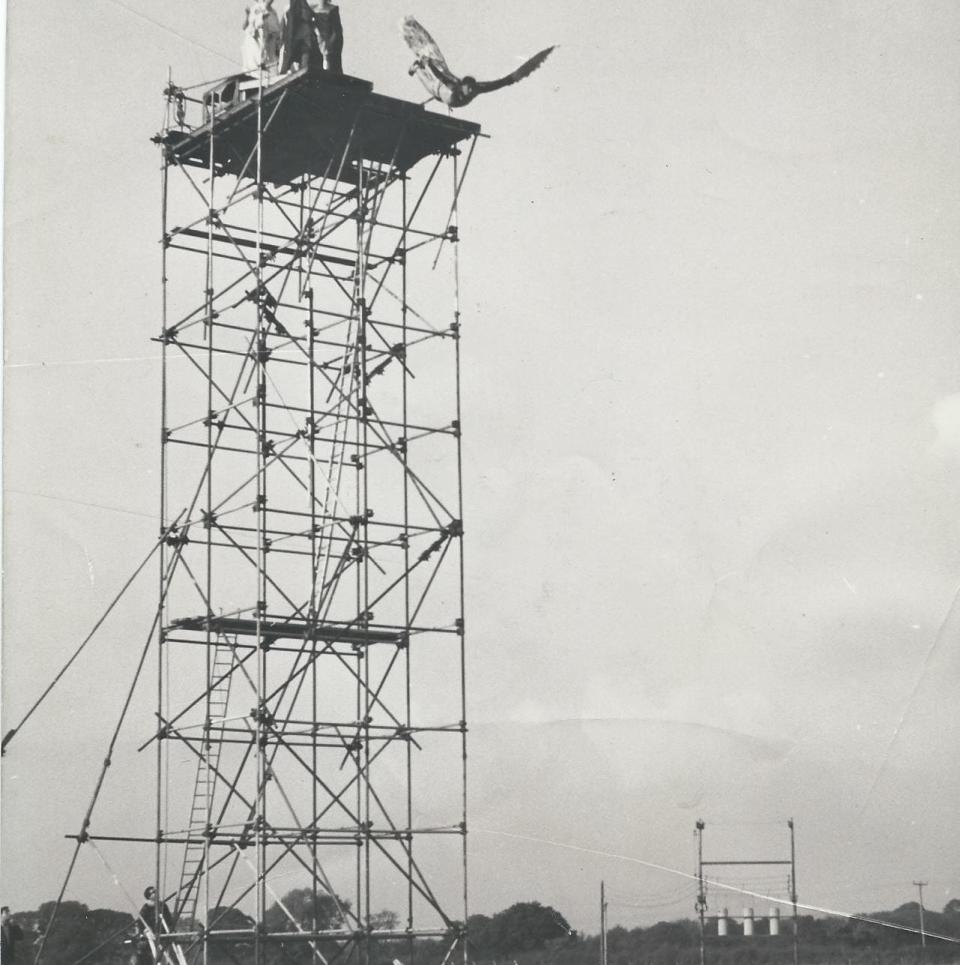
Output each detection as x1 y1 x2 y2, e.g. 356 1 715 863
33 540 186 964
96 0 238 67
89 841 152 932
3 349 304 371
2 532 169 755
5 355 167 370
472 828 960 944
610 882 700 906
66 922 135 965
90 842 184 965
4 488 158 521
610 893 698 909
232 847 330 965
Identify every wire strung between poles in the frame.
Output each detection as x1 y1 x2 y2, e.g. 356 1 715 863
473 828 960 945
2 533 168 756
32 533 188 965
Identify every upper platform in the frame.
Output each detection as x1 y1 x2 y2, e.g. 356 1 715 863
159 69 481 186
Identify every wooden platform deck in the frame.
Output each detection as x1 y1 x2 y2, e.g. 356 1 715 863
171 615 404 646
159 69 481 186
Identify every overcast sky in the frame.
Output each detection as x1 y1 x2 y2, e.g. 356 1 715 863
3 0 960 935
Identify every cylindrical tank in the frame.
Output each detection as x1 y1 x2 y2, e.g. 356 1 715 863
770 907 781 937
743 908 754 937
718 909 728 937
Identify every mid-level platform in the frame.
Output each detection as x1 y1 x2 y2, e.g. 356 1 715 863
170 615 404 646
159 69 481 186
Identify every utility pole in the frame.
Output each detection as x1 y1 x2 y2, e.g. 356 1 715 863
600 881 608 965
695 820 706 965
913 881 928 949
789 819 799 965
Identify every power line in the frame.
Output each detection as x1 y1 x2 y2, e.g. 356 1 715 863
471 828 960 945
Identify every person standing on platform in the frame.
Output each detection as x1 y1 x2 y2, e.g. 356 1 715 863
280 0 321 73
243 1 283 76
280 0 344 75
241 6 260 71
259 1 283 75
311 0 344 74
1 907 25 965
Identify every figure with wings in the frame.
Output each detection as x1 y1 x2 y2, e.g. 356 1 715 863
401 16 554 108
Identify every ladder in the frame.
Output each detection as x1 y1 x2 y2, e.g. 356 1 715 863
174 637 236 927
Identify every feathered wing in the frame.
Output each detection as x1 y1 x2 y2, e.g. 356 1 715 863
401 16 457 79
473 45 555 94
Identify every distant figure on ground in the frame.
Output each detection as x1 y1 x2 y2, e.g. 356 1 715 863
137 887 174 965
1 907 25 964
242 1 283 76
281 0 344 74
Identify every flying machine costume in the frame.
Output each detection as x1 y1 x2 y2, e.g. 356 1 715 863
401 16 554 108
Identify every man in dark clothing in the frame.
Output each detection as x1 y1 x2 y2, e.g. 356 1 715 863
136 888 174 965
280 0 321 73
280 0 343 74
1 907 25 964
313 1 344 74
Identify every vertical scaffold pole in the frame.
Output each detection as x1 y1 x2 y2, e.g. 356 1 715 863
452 144 470 965
400 171 415 965
202 76 217 965
157 77 172 952
254 65 268 965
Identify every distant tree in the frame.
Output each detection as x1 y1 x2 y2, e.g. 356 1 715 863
467 902 572 957
35 901 133 965
466 914 491 934
643 919 696 949
29 892 960 965
206 906 255 933
369 910 399 931
258 889 353 965
262 888 349 934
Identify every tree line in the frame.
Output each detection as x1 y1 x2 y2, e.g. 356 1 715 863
6 894 960 965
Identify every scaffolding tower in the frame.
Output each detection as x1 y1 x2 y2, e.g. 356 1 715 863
150 67 481 965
